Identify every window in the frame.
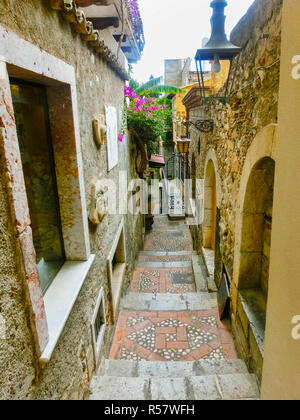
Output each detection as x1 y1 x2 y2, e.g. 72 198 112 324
91 288 107 365
10 80 65 294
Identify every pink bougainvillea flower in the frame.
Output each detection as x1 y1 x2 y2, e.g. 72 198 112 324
118 135 124 142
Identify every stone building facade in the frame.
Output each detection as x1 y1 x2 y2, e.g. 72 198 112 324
0 0 144 400
183 0 282 382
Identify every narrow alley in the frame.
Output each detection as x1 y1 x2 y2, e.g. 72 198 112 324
89 216 259 400
1 0 300 402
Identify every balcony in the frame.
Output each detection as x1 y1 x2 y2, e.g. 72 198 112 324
77 0 145 63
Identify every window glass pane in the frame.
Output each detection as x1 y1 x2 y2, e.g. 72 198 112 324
10 81 65 294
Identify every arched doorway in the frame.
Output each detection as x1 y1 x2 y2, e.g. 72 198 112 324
239 157 275 296
203 160 217 250
231 124 277 382
191 154 196 200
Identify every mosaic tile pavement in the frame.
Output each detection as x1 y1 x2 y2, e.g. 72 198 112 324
109 216 237 365
109 310 236 362
131 268 196 294
144 229 193 253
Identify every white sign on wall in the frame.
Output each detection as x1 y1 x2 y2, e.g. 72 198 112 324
105 105 118 172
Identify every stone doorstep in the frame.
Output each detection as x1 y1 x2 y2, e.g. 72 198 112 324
89 373 259 400
98 359 249 378
121 292 218 311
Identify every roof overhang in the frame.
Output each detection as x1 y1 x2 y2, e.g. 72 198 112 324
149 155 165 169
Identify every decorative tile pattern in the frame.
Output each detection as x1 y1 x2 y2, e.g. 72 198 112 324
144 270 160 278
155 348 190 360
131 268 196 294
187 326 217 349
128 325 156 351
120 348 142 361
110 310 237 362
139 274 157 292
127 316 146 327
109 216 237 364
203 347 225 361
170 271 194 285
166 285 191 293
166 333 177 342
144 229 193 253
193 316 218 328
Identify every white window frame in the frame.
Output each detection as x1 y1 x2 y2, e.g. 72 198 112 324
91 288 107 366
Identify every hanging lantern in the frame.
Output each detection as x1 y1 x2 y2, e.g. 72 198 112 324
176 137 191 154
195 0 242 104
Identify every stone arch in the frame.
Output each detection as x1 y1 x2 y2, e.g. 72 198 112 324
204 148 221 207
231 124 278 381
232 124 278 296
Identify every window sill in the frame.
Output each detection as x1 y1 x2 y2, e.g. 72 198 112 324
40 255 95 364
239 289 267 357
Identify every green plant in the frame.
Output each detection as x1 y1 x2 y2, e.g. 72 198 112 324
134 76 183 96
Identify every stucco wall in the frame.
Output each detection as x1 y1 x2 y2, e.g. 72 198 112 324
0 0 143 400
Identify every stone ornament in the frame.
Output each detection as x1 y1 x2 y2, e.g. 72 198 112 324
93 114 107 147
88 181 108 224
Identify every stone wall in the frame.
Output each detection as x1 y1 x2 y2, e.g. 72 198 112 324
187 0 282 381
0 0 143 400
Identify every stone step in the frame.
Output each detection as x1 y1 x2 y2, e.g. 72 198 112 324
98 359 249 378
139 251 197 256
120 292 218 311
89 373 259 400
138 251 197 263
136 261 192 269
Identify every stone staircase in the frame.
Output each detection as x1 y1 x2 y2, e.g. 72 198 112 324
89 216 260 400
89 359 259 400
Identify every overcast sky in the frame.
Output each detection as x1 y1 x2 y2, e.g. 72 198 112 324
132 0 255 83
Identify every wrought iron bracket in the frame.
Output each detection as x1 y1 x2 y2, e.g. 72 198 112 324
184 119 214 133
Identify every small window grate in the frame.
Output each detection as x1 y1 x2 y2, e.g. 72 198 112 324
94 300 105 342
91 288 107 364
